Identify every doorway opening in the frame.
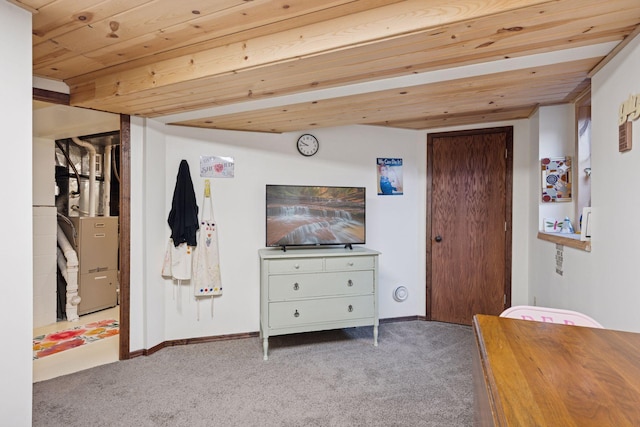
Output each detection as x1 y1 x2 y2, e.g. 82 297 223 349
32 89 130 380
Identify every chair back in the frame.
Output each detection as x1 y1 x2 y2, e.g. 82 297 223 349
500 305 603 328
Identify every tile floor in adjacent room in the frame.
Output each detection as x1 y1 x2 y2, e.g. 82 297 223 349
33 306 120 383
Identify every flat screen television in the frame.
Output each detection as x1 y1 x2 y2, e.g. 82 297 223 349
266 185 366 249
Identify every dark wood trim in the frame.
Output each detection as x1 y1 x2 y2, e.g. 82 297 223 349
130 317 432 359
33 88 69 105
504 126 514 308
140 332 260 357
128 349 145 359
426 135 434 321
119 115 131 360
380 315 422 323
426 127 514 317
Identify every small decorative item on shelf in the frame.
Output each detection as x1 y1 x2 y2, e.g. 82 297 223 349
544 218 563 233
561 216 574 234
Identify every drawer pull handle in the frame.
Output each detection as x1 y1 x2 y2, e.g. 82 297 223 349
293 283 299 291
294 310 300 318
347 279 353 287
348 305 353 312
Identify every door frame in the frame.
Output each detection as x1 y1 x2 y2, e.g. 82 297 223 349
33 88 131 359
426 126 513 320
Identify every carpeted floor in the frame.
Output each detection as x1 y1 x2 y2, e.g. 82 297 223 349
33 320 473 427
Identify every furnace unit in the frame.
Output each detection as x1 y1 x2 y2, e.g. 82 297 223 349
60 216 119 315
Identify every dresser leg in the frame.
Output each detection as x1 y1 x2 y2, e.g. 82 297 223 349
263 337 269 360
373 325 379 346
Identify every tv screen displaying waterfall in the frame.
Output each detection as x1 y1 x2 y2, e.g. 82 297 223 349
266 185 366 248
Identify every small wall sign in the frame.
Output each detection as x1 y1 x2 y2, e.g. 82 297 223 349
555 244 564 276
619 121 632 152
618 94 639 152
200 156 234 178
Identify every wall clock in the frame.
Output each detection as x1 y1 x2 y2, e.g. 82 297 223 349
297 134 319 157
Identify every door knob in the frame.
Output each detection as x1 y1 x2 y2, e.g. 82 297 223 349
435 235 442 242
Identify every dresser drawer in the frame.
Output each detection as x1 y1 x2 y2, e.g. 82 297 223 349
268 258 323 274
325 255 374 271
269 271 373 300
269 295 374 328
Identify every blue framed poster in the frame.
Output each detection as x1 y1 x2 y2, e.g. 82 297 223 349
377 158 403 195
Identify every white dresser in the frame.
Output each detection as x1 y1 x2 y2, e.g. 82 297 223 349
259 247 380 360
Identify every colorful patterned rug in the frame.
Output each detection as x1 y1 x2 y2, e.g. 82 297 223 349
33 319 119 360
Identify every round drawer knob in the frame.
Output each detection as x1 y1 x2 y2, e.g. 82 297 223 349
348 262 354 266
294 310 300 318
347 279 353 287
293 282 299 291
348 305 353 312
294 264 300 269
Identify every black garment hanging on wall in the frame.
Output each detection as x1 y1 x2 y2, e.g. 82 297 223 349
167 160 199 247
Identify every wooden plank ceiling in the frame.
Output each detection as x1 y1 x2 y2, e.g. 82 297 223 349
20 0 640 132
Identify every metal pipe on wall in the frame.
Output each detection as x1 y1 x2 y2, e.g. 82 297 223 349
103 140 112 217
71 137 96 216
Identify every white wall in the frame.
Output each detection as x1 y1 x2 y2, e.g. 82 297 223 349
133 123 425 348
33 138 57 327
529 34 640 331
1 2 33 425
528 106 578 309
538 105 576 227
131 119 535 350
129 117 150 350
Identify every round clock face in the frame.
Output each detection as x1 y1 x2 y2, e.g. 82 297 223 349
297 134 319 156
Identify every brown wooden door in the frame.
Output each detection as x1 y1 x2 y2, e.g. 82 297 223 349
427 127 512 325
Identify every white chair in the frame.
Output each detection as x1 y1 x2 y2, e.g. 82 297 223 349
500 305 603 328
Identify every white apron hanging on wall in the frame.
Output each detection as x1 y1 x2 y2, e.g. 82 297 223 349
161 241 193 281
192 179 222 319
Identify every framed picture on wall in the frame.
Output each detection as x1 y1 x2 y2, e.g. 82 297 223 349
377 158 403 195
541 157 571 202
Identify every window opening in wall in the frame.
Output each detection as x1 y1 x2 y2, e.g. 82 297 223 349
537 88 592 252
575 89 591 228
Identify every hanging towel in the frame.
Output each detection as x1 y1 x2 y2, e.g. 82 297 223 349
167 160 199 247
192 189 222 295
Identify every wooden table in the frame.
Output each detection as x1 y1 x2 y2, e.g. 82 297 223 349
473 314 640 426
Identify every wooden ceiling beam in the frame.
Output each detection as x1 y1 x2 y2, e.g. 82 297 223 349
25 0 640 132
66 0 549 110
34 0 401 76
385 106 538 130
168 58 597 132
67 0 638 119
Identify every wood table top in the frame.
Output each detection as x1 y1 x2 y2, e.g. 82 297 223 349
473 314 640 426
